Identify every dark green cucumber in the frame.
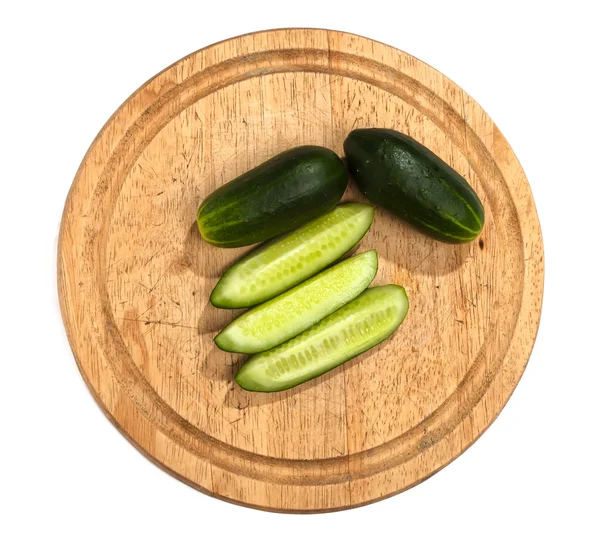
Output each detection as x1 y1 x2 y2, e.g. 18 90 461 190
210 203 374 308
344 128 484 243
215 250 378 354
235 285 409 392
197 146 348 248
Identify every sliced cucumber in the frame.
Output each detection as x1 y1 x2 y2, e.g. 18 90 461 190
235 285 409 392
215 250 378 354
210 203 374 309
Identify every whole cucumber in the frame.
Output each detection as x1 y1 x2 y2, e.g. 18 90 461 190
344 128 484 243
197 146 347 248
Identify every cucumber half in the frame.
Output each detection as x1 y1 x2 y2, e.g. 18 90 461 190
235 285 409 392
210 203 375 309
215 250 378 354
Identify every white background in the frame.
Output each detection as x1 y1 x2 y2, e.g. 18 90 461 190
1 1 598 550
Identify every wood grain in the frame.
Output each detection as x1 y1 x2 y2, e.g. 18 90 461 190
58 29 544 512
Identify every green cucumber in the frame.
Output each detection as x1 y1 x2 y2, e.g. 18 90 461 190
344 128 484 243
235 285 409 392
215 250 378 354
210 203 375 308
197 146 348 248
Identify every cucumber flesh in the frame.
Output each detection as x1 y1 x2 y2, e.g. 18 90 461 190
235 285 409 392
215 250 378 354
210 203 375 308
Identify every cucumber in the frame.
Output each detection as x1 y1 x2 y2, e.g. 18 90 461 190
344 128 484 243
210 203 375 308
235 285 409 392
197 146 348 248
215 250 378 354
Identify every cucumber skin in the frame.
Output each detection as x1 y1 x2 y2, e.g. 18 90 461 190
344 128 484 243
214 250 378 354
209 203 375 309
197 146 348 248
235 285 409 393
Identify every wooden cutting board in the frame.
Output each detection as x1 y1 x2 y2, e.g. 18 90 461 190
58 29 544 512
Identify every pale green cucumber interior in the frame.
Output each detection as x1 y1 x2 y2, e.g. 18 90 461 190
210 203 374 308
215 250 378 354
235 285 409 392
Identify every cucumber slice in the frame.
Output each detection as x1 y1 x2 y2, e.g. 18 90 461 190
235 285 409 392
210 203 374 308
215 250 378 354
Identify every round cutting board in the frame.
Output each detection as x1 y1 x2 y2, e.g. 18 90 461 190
58 29 543 512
